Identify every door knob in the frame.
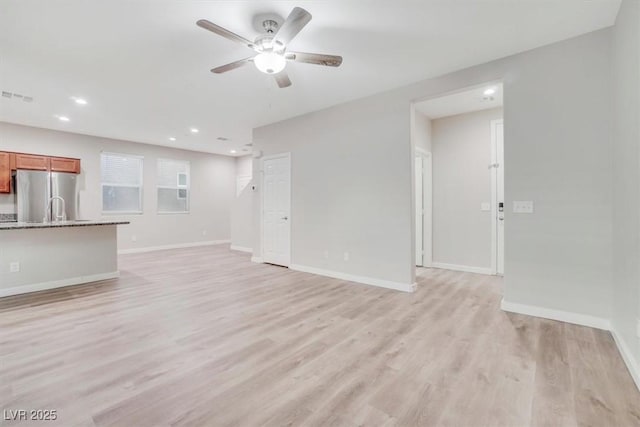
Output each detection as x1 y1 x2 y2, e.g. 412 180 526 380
282 216 288 220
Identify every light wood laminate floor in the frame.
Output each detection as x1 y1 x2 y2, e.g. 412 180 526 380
1 245 639 427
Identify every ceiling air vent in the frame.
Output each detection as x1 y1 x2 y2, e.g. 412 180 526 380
1 91 35 102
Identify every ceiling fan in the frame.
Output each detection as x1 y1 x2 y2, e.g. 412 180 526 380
196 7 342 88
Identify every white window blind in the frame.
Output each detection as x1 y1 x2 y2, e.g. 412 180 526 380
101 152 143 214
157 159 190 213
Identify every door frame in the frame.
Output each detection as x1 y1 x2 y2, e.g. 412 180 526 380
415 155 423 267
490 119 504 275
260 152 292 267
415 147 433 268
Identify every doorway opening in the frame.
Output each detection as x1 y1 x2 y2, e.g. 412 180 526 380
412 82 504 277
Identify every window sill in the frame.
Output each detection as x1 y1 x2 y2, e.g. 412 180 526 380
102 211 144 216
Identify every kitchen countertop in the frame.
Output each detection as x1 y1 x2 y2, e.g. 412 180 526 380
0 220 130 230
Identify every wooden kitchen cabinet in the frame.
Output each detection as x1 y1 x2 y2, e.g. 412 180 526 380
50 156 81 173
0 152 10 193
14 153 49 171
3 152 81 176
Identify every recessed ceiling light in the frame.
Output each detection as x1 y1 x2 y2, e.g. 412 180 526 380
483 88 496 96
73 97 88 105
57 115 70 122
169 137 176 141
230 150 236 154
190 128 199 134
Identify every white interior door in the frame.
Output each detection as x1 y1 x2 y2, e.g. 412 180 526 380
262 153 291 267
415 155 424 266
492 120 505 275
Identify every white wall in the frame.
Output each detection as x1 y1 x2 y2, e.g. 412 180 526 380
432 107 503 270
0 194 14 214
413 110 432 153
253 98 415 287
0 225 117 295
611 0 640 382
231 155 253 251
0 122 235 250
253 28 613 315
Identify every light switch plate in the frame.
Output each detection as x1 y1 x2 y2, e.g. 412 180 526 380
513 201 534 214
9 261 19 273
480 202 491 212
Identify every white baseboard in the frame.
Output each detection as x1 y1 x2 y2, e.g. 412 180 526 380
118 240 231 255
500 298 611 331
432 262 493 275
289 264 416 293
0 271 120 298
251 256 264 263
230 245 253 253
610 327 640 392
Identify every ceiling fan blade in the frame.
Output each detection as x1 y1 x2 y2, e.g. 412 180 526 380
274 7 312 46
286 51 342 67
211 57 254 74
274 72 292 88
196 19 255 50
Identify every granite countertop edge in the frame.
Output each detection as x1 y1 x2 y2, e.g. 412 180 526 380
0 220 131 230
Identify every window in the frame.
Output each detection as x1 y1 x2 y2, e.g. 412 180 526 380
101 152 143 214
157 159 190 213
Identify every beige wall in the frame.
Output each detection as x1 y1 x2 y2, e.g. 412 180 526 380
0 122 235 250
432 107 503 270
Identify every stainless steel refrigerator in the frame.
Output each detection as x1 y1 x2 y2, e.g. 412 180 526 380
17 170 79 222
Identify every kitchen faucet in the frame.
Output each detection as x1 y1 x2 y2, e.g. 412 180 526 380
45 196 66 222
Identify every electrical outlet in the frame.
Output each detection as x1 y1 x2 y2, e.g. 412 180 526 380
131 235 137 242
9 261 19 273
202 230 207 236
343 252 349 262
323 250 329 260
513 201 534 214
636 319 640 339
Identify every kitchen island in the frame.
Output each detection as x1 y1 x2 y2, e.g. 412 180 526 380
0 220 129 297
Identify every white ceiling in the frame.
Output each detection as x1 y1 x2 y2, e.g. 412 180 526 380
0 1 621 155
415 83 503 119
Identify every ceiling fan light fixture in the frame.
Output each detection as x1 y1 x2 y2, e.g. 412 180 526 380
197 7 341 87
254 52 286 74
